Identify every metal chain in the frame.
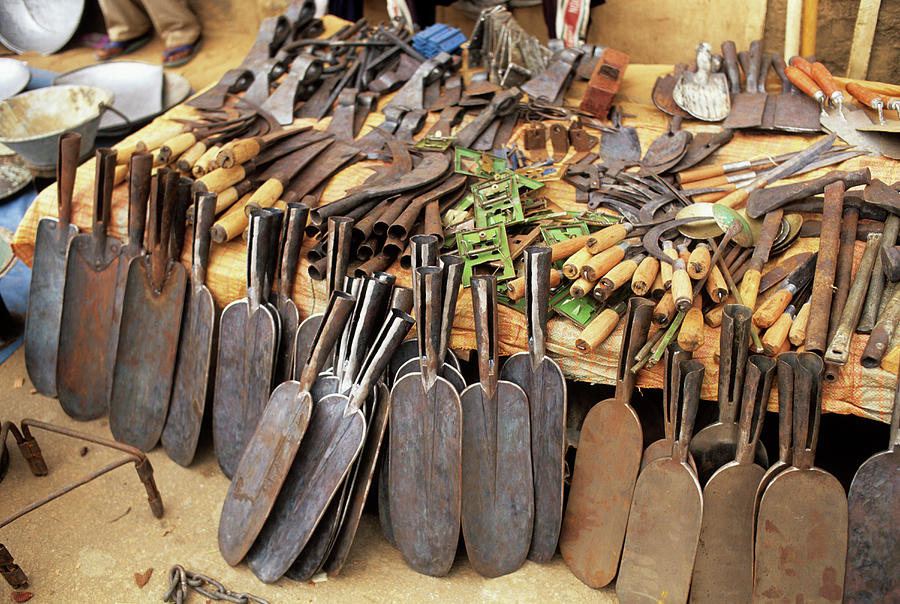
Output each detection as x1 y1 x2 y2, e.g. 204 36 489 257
164 565 269 604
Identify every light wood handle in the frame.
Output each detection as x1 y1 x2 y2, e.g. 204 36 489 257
218 138 262 169
159 132 197 163
563 247 593 279
753 288 793 328
660 247 678 289
687 245 710 279
678 305 705 351
194 164 247 194
210 193 253 243
810 62 839 97
845 82 881 107
789 300 811 346
242 179 284 215
576 308 621 352
785 65 822 98
705 265 728 303
739 268 763 310
507 267 561 300
585 223 628 254
598 258 639 295
682 174 732 190
716 188 751 209
215 185 242 214
582 245 626 282
632 256 660 295
113 140 146 165
692 190 732 204
653 292 677 326
569 276 597 299
551 234 590 261
705 295 735 327
880 343 900 374
177 141 206 173
650 270 666 299
678 164 725 184
671 260 693 311
138 120 188 152
193 144 220 177
113 163 129 186
762 312 793 355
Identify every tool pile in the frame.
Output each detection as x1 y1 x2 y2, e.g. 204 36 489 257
11 0 900 600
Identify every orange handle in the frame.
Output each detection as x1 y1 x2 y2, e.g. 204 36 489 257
810 62 840 98
762 312 793 355
677 164 725 184
845 82 882 108
652 292 677 326
631 256 660 296
691 190 732 204
784 65 823 99
682 174 732 190
705 265 728 303
790 56 814 75
550 234 590 261
753 288 793 328
687 245 710 280
789 300 811 346
576 308 621 352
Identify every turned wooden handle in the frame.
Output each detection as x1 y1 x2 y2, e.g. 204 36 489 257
845 82 881 108
576 308 621 352
632 256 660 296
739 268 763 310
215 185 243 214
671 260 693 311
762 312 793 355
113 163 129 186
653 292 677 326
563 247 593 279
218 138 262 169
678 164 725 184
551 234 590 261
194 164 248 194
785 65 822 99
242 179 284 215
810 62 840 97
159 132 197 163
753 288 793 328
113 140 146 165
789 300 811 346
569 276 597 299
586 223 628 254
177 141 206 173
717 187 751 209
210 193 253 243
582 245 626 282
790 56 814 75
692 190 732 204
678 305 705 352
660 247 678 288
705 265 728 303
193 144 221 177
683 174 731 189
508 267 561 300
687 245 710 279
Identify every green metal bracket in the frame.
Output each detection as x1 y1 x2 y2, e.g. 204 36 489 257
455 224 516 286
549 287 604 327
415 135 455 152
541 221 589 245
454 147 506 177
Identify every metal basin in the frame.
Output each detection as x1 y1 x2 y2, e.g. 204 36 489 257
0 85 113 168
0 59 30 100
0 0 85 55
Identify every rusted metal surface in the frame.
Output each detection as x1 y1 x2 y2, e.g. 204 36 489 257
56 148 122 421
109 170 187 452
272 203 308 383
499 248 565 562
745 167 871 219
861 284 900 367
389 266 462 577
212 211 280 478
652 63 691 119
772 54 821 132
579 48 628 119
460 275 532 578
521 48 580 105
672 43 729 121
641 341 692 470
640 116 690 174
691 355 775 603
754 353 847 603
453 87 522 149
218 291 354 568
858 182 900 333
722 41 767 129
559 298 653 588
691 304 768 485
670 129 734 173
617 360 704 604
24 132 80 398
843 370 900 603
161 192 217 467
804 181 844 354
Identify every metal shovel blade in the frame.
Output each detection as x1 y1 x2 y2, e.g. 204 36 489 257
559 297 653 588
24 132 80 397
499 247 566 563
460 275 532 578
56 149 121 421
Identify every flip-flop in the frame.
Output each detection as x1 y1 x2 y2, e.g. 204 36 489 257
163 37 202 68
95 31 152 61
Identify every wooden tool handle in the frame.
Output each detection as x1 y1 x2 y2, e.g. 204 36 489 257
631 256 660 296
790 56 814 75
582 245 626 282
784 65 822 99
845 82 881 108
597 257 639 299
660 245 678 288
753 288 793 328
113 140 146 165
218 138 262 169
194 164 248 195
682 174 731 189
671 259 693 312
585 223 628 254
677 303 705 352
193 145 221 177
716 187 750 209
687 245 710 280
705 265 728 303
678 164 725 184
762 312 793 355
739 267 763 310
569 276 596 299
653 292 677 326
563 247 593 279
507 267 561 301
177 141 206 173
159 132 197 163
789 300 811 346
550 234 590 261
243 179 284 215
210 193 253 243
576 308 621 352
691 189 732 204
810 61 840 97
214 185 242 214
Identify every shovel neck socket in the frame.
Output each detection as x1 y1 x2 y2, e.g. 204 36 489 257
524 246 551 367
792 352 823 469
325 216 354 297
92 148 117 251
471 275 500 399
415 265 443 386
775 352 799 464
674 359 705 463
615 297 654 401
192 192 216 285
664 342 693 441
718 304 753 422
438 255 464 361
891 370 900 451
127 151 153 249
278 202 309 298
57 132 81 232
736 355 776 465
351 309 415 411
298 290 356 391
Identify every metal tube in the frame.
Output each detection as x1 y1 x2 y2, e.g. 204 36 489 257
805 181 843 353
858 214 900 332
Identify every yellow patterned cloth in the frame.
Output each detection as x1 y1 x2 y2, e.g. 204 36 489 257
12 67 900 424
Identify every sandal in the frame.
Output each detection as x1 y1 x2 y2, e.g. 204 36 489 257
162 37 202 68
95 32 152 61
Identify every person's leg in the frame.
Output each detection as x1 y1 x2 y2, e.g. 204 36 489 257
140 0 201 49
97 0 152 42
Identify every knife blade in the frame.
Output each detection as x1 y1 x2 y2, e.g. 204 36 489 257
752 251 818 328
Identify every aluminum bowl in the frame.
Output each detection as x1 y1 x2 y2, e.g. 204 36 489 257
0 85 114 168
0 0 85 55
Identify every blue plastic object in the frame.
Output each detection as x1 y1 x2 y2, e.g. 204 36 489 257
412 24 466 58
